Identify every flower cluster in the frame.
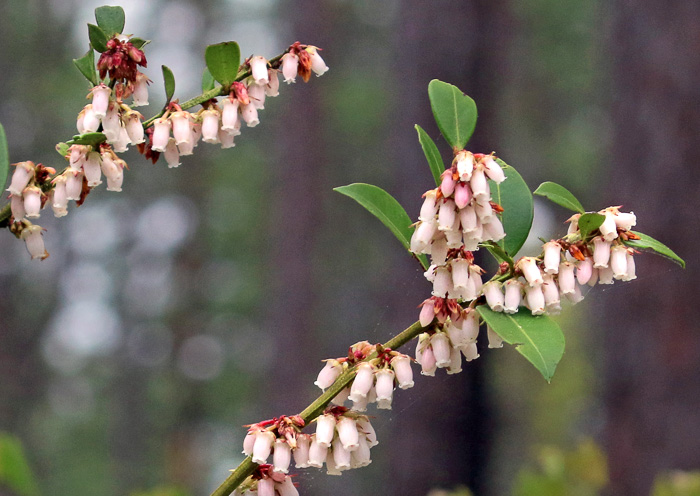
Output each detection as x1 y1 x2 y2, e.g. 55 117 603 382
242 408 377 479
314 341 414 411
232 465 299 496
481 207 639 316
97 36 148 91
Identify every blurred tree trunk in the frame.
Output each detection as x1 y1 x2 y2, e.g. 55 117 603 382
604 1 700 494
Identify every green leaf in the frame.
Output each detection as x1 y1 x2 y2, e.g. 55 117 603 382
202 67 216 93
334 183 429 270
533 181 585 213
55 142 69 158
490 160 534 256
0 123 9 191
578 212 605 239
414 124 444 186
477 306 565 382
130 37 150 49
623 231 685 268
68 132 106 147
72 48 98 86
87 23 108 53
95 6 125 36
162 65 175 104
0 433 39 496
427 79 477 150
205 42 241 89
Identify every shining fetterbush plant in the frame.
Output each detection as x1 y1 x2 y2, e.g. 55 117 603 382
0 6 685 496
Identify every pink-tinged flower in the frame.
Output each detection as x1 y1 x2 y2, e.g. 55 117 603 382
257 478 275 496
21 225 48 260
525 284 546 315
351 436 372 468
219 128 236 148
221 98 240 132
8 161 35 195
424 264 437 282
567 213 581 235
410 219 437 254
315 413 336 448
81 104 101 133
306 46 329 76
419 298 436 327
599 210 618 241
542 275 561 313
240 102 260 127
432 266 453 298
447 346 463 375
164 138 181 168
83 151 102 187
350 391 370 412
272 439 292 473
242 430 256 455
293 433 311 468
614 210 636 231
587 268 599 287
108 158 126 192
504 279 523 314
90 84 111 118
281 53 299 83
68 145 87 171
10 194 26 221
276 476 299 496
420 345 437 376
451 259 471 292
124 111 145 144
375 369 395 409
101 103 122 142
249 56 270 85
459 204 478 233
65 170 83 201
151 118 171 152
356 417 378 447
543 241 561 274
325 450 342 475
200 109 221 144
622 252 637 281
462 309 480 342
349 362 375 402
331 386 350 406
518 257 544 286
460 342 479 362
592 237 611 268
558 262 576 295
247 81 267 110
565 284 585 304
252 431 276 464
576 256 594 285
415 332 429 364
419 189 439 221
482 155 506 183
22 185 42 219
266 69 280 97
453 182 472 209
307 434 328 468
482 280 505 312
390 355 414 389
438 199 457 231
487 326 503 348
469 264 484 294
170 111 192 145
470 167 490 202
112 126 130 153
431 332 452 367
610 245 628 279
430 236 448 266
455 150 474 180
100 152 123 191
332 437 352 470
132 72 150 107
337 417 360 451
440 170 456 197
482 217 506 242
315 359 342 390
445 217 463 248
474 200 493 222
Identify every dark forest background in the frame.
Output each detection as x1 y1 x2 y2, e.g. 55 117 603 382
0 0 697 495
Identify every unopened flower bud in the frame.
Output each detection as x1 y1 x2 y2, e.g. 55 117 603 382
454 182 472 209
419 298 436 327
576 257 594 285
470 167 490 202
440 170 456 197
482 155 505 183
420 346 437 376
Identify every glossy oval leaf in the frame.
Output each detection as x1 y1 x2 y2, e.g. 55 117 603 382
623 231 685 268
0 433 39 496
205 42 241 88
477 306 565 382
428 79 477 150
0 123 9 190
68 132 106 147
415 124 444 186
130 37 150 49
162 65 175 104
202 67 216 93
87 23 108 53
490 160 534 256
334 183 429 269
95 5 125 36
578 212 605 239
533 181 585 213
73 49 98 86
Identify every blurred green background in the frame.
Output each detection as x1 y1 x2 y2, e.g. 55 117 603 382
0 1 697 495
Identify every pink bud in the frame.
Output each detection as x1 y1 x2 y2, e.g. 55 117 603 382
419 299 435 327
90 84 111 118
454 182 472 209
420 346 437 376
576 257 594 285
482 155 506 183
470 167 490 202
440 170 456 197
281 53 299 83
